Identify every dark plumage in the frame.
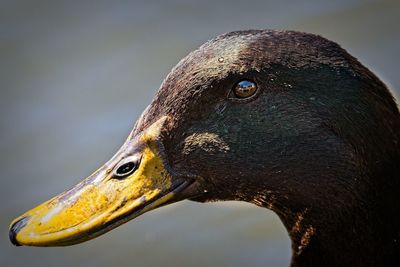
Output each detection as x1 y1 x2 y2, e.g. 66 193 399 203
10 30 400 267
135 30 400 266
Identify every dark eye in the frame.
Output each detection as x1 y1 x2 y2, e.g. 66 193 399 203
114 157 140 179
233 80 257 98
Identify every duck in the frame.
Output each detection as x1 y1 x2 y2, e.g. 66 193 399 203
9 30 400 267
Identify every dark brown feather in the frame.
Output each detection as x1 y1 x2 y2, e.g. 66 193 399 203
134 30 400 267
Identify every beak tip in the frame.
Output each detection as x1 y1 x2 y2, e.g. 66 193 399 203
9 230 21 246
9 216 29 246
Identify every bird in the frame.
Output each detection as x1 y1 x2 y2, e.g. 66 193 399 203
9 30 400 267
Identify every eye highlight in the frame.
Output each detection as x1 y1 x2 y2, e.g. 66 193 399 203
233 80 257 98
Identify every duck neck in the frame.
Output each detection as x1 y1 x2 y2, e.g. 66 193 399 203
273 169 400 267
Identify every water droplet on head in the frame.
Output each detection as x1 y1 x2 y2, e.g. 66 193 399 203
218 57 224 63
283 82 292 88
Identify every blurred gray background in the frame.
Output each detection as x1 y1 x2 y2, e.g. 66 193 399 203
1 0 399 266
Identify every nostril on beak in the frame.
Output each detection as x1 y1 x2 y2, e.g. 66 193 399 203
9 216 29 246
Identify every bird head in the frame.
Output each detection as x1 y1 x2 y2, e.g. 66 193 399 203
10 30 399 247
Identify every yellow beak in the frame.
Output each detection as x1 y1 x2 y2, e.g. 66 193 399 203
9 117 190 246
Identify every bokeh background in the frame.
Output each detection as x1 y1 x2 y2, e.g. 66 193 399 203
1 0 399 266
